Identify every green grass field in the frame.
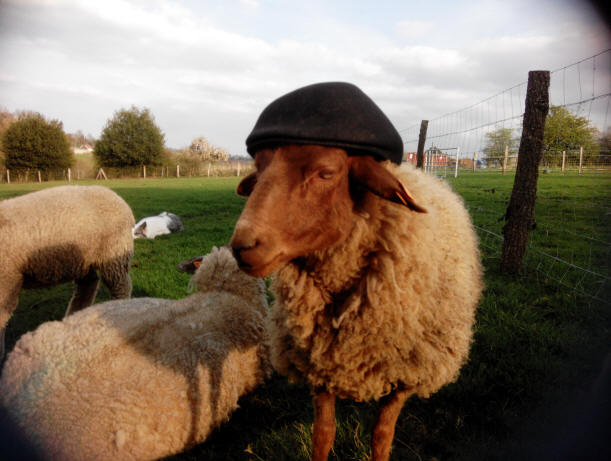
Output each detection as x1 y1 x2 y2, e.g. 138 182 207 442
1 172 610 460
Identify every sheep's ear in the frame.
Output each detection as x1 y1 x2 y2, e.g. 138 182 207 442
349 156 426 213
237 172 257 197
177 256 203 274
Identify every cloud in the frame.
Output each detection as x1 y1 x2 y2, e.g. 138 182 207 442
239 0 260 7
0 0 608 156
395 20 434 38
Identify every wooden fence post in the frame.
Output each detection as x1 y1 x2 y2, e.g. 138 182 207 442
67 168 71 182
579 146 584 174
502 145 509 174
501 70 550 274
454 148 460 178
561 151 566 173
37 170 42 183
416 120 428 169
176 164 180 178
6 170 10 184
143 165 147 179
473 152 477 172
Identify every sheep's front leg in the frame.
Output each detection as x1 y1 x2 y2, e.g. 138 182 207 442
371 389 410 461
66 268 99 316
100 256 132 300
312 390 336 461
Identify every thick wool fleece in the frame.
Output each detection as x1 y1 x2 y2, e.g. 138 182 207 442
267 162 483 402
0 185 134 330
0 247 271 461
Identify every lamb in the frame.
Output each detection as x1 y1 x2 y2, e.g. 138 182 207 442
0 246 271 461
0 185 134 359
132 211 184 239
230 82 484 461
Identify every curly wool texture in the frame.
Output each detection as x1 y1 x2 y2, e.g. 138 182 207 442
0 185 134 329
268 162 483 402
0 247 271 461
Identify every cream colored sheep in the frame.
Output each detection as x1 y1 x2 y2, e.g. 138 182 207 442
0 185 134 359
0 246 271 461
231 146 484 461
231 82 483 460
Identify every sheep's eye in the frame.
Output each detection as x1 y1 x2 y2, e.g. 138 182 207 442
318 169 335 180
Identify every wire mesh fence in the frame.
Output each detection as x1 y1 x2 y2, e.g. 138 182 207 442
401 49 611 176
400 49 611 305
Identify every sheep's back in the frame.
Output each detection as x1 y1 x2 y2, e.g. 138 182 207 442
0 291 269 461
0 186 134 282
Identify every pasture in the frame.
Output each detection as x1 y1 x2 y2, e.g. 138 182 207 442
1 172 610 460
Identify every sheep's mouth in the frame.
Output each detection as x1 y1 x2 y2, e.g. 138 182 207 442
235 251 288 277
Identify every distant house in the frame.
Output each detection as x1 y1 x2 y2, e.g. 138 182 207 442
403 151 450 166
404 152 417 164
74 144 94 155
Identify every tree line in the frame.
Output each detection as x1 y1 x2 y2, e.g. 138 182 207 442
482 105 608 166
2 104 608 178
0 106 233 177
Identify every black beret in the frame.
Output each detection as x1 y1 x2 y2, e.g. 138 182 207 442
246 82 404 164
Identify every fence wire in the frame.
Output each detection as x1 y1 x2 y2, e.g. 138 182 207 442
404 50 611 306
402 49 611 175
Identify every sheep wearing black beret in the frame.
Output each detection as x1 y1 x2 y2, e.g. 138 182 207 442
233 82 483 461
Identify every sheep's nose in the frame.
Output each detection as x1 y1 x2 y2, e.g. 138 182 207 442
231 234 260 266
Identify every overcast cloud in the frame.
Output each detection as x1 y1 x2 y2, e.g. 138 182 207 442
0 0 609 156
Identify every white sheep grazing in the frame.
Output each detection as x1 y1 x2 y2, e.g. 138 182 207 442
0 246 270 461
0 185 134 359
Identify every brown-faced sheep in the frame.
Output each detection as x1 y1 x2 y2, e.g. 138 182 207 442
230 82 483 461
0 246 271 461
0 185 134 359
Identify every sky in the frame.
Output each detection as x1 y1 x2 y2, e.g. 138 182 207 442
0 0 609 157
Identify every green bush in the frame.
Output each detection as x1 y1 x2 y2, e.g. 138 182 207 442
1 112 73 173
94 106 165 168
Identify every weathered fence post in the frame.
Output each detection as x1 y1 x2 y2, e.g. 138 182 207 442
237 161 241 176
96 168 107 180
502 145 509 174
67 168 71 182
37 170 42 183
6 169 10 184
579 146 584 174
561 151 566 173
473 152 477 172
501 70 550 274
454 147 460 178
176 164 180 178
416 120 428 169
143 165 147 179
